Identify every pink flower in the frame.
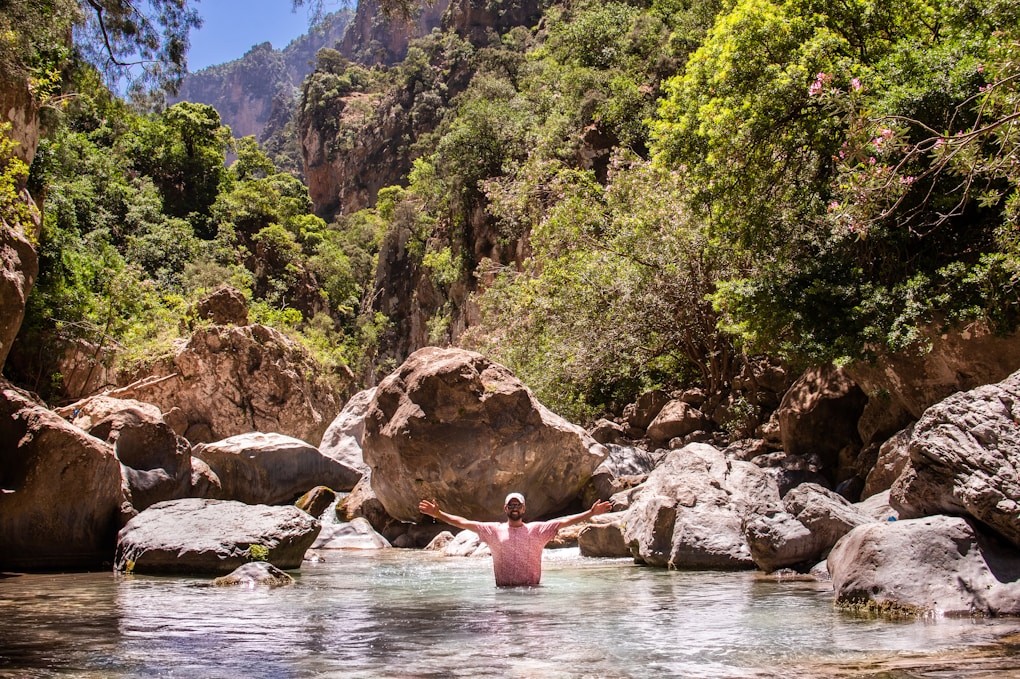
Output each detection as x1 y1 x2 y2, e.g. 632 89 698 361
851 78 862 91
808 72 832 97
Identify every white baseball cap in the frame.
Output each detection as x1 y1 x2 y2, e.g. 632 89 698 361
504 492 525 506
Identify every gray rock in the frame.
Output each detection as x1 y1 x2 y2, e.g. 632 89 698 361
114 498 320 575
828 515 1020 616
583 444 664 506
856 489 898 522
310 517 391 550
891 369 1020 548
441 529 490 557
318 387 375 473
745 511 824 573
784 483 871 540
577 516 629 558
193 432 362 505
363 347 607 522
646 400 711 444
746 483 871 573
624 443 782 569
65 396 193 511
213 561 294 588
862 423 913 499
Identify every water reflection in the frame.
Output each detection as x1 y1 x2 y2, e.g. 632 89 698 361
1 550 1019 678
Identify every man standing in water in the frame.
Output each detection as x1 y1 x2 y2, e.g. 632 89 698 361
418 493 613 587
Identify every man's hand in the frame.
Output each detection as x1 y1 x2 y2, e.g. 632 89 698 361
589 499 613 516
418 499 440 518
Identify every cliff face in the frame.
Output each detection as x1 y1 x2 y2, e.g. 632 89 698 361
442 0 546 44
0 78 40 166
0 77 41 372
299 0 546 377
340 0 450 67
173 12 352 143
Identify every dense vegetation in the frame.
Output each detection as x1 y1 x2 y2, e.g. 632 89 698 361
3 0 1018 425
312 0 1018 420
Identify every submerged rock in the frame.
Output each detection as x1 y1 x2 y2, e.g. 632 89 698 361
213 561 294 588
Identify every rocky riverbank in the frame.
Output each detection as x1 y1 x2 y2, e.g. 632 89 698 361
3 326 1020 616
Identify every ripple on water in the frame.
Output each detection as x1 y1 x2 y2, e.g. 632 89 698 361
1 550 1019 678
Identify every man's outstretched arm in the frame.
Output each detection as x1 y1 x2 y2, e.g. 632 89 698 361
556 499 613 528
418 499 481 531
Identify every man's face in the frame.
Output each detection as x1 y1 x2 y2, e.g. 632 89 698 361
505 500 525 520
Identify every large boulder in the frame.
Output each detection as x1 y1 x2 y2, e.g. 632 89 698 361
624 443 782 569
61 396 194 511
622 389 670 431
114 498 320 575
583 443 666 505
194 285 248 326
646 399 712 444
745 483 872 572
861 423 913 499
318 387 375 473
193 432 363 505
362 347 608 522
107 324 350 444
777 366 867 484
828 515 1020 616
890 369 1020 548
0 381 124 570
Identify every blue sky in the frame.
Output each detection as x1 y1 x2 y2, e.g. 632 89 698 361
186 1 320 71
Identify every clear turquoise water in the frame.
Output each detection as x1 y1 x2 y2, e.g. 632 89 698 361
2 548 1019 678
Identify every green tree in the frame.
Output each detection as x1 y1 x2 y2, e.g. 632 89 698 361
651 0 1020 364
125 101 229 235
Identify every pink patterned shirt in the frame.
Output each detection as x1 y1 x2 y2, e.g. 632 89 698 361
471 520 564 587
